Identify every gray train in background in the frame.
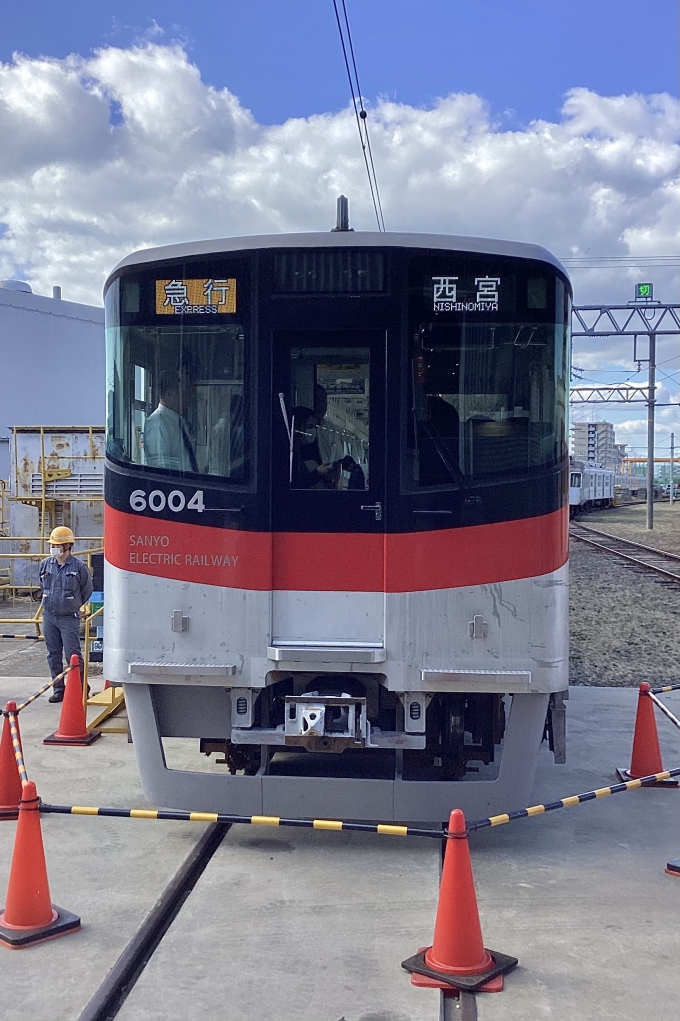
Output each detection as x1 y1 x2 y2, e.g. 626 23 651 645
569 458 640 516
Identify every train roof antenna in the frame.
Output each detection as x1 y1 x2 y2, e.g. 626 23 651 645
331 195 354 232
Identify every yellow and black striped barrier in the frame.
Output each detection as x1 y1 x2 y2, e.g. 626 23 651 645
14 678 56 712
651 683 680 695
38 765 680 839
647 691 680 731
4 664 73 714
0 633 43 641
38 803 441 838
466 767 680 832
7 711 28 786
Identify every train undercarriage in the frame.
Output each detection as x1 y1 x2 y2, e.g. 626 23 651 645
198 675 507 782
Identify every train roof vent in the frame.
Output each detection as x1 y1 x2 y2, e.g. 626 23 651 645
330 194 353 232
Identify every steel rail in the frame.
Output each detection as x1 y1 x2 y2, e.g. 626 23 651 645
570 524 680 583
77 823 229 1021
441 989 477 1020
570 524 680 561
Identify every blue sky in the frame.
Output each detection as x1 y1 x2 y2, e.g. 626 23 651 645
1 2 678 455
2 0 678 126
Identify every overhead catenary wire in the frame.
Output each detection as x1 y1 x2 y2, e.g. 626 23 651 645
332 0 385 231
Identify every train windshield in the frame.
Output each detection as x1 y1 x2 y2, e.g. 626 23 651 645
405 258 569 490
106 273 248 482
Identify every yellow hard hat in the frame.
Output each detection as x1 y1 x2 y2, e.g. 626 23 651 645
49 526 75 546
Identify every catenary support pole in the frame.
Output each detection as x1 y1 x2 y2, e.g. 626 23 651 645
647 332 656 530
670 432 675 505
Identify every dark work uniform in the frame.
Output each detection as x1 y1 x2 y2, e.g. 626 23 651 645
39 554 93 695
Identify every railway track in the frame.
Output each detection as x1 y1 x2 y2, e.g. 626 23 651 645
569 523 680 585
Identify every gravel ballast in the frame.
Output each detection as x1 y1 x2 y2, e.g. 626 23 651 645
569 501 680 686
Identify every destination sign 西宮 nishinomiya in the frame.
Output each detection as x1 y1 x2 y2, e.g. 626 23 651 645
432 275 501 312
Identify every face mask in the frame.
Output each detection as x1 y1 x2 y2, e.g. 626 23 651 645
50 545 65 557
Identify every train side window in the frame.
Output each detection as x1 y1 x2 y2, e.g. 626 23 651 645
288 347 370 491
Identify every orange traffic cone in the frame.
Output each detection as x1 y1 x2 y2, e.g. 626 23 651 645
44 655 100 746
402 809 517 992
0 780 80 948
0 703 23 820
617 683 678 787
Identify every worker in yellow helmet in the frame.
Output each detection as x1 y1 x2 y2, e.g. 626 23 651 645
39 527 93 703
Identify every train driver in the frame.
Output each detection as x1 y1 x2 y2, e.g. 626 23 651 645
144 366 198 472
291 407 335 488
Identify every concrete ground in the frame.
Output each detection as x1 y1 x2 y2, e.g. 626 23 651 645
0 677 205 1021
1 682 678 1021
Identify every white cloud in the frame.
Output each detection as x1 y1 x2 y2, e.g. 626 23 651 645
0 42 677 319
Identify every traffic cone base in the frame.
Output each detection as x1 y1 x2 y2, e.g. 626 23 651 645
43 730 100 746
0 906 80 948
0 704 23 820
665 858 680 878
615 767 677 788
403 947 515 992
43 655 101 746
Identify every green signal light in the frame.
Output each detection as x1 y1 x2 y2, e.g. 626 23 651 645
635 282 653 299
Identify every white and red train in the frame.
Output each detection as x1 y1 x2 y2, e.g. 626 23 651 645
103 226 571 822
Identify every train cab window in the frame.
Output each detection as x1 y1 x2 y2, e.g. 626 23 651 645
107 320 248 481
570 472 582 488
288 347 370 491
404 260 568 490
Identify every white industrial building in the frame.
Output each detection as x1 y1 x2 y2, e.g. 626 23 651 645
0 280 105 571
0 280 104 480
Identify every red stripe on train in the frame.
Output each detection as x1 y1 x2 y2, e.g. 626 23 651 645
105 504 568 593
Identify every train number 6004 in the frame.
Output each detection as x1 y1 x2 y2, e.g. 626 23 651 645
129 489 205 513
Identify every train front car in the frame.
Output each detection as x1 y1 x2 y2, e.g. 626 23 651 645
104 232 571 822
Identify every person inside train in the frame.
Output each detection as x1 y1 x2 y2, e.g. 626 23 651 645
208 391 245 478
311 383 329 459
291 407 335 488
144 365 198 472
